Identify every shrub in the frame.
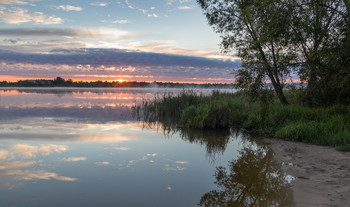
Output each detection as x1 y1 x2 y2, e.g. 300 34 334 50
275 121 322 143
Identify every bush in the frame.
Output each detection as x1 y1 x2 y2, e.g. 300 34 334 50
275 121 322 142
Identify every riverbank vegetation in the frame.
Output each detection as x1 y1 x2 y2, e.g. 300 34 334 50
135 91 350 151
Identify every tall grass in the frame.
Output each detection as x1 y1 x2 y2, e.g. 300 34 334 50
135 90 350 151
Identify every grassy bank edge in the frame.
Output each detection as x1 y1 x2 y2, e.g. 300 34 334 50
134 91 350 152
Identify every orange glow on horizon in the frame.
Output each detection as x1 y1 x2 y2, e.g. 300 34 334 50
0 75 234 84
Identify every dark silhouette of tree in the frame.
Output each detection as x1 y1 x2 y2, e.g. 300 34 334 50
0 77 235 89
53 76 66 86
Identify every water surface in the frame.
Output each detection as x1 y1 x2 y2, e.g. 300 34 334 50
0 88 292 207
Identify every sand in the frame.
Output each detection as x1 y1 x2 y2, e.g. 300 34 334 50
264 138 350 207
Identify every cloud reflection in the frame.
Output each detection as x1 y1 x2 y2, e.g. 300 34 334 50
0 144 68 160
0 161 35 170
61 157 87 162
4 170 77 181
175 161 190 165
0 144 77 189
120 152 191 173
112 147 131 151
94 161 111 166
163 164 185 171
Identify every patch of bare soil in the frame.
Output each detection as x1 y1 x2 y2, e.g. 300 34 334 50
264 138 350 207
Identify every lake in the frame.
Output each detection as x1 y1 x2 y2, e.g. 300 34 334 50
0 88 293 207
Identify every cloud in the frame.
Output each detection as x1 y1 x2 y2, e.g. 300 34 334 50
134 41 239 61
56 5 83 12
102 19 130 24
0 7 63 24
0 48 240 83
111 19 129 24
61 157 87 162
0 0 29 5
0 48 239 68
166 0 176 5
90 2 107 7
178 6 193 10
124 0 159 18
147 13 158 18
0 27 135 39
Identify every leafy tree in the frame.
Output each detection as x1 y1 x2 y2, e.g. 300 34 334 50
197 0 295 105
290 0 350 105
198 0 350 106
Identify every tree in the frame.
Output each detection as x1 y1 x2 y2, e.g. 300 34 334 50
197 0 295 105
290 0 350 105
53 76 66 86
198 0 350 106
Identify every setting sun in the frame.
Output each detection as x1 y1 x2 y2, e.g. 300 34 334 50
116 79 125 83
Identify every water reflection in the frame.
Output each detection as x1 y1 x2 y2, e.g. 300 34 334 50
141 119 232 157
0 144 77 189
199 145 293 207
0 88 292 206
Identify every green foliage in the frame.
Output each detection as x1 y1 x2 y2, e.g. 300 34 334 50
275 115 350 149
137 90 350 151
181 106 200 128
275 121 323 142
198 0 292 105
243 113 263 131
140 91 247 129
197 0 350 106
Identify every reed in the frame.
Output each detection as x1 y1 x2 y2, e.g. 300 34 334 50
135 91 350 151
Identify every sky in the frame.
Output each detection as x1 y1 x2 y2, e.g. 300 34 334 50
0 0 241 83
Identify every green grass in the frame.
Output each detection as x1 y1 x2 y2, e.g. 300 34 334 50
134 90 350 151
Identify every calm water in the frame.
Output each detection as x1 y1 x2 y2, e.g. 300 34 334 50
0 88 293 207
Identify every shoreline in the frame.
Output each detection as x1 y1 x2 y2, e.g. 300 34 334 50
265 138 350 207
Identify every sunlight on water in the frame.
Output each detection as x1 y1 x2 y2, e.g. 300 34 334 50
0 88 292 207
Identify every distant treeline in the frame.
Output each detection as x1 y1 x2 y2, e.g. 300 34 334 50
0 77 234 88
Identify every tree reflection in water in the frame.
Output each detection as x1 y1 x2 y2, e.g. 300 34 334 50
199 146 293 207
136 108 293 206
138 117 234 158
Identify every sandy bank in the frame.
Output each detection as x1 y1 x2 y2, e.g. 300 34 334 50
264 138 350 207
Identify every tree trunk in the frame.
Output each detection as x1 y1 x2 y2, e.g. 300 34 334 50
267 73 289 105
275 85 289 105
256 45 289 105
